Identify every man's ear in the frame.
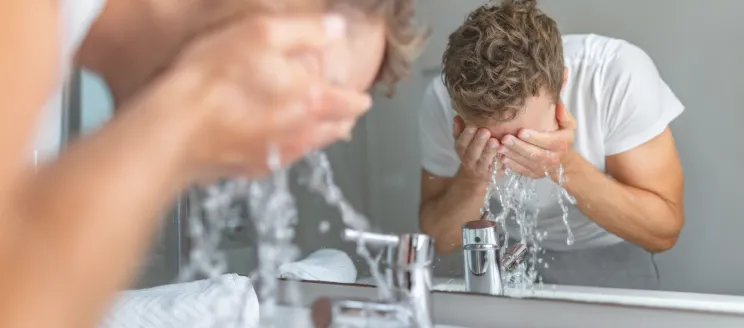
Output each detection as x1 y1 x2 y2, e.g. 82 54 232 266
453 115 466 138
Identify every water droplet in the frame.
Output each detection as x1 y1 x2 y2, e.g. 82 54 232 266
318 220 330 233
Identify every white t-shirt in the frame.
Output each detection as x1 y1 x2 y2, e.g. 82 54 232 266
419 34 685 251
31 0 106 162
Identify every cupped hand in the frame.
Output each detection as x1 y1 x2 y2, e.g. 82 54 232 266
499 102 577 180
452 115 502 183
144 13 371 182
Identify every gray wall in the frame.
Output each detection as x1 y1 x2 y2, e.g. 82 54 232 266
364 0 744 295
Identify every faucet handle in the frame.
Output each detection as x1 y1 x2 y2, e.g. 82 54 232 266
341 229 400 248
342 229 435 268
502 243 528 271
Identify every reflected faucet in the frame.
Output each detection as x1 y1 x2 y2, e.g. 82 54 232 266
311 229 435 328
462 213 528 295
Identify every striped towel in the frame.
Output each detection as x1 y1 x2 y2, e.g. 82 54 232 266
100 274 259 328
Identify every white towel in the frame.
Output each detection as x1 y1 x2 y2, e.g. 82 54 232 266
100 274 259 328
278 249 357 284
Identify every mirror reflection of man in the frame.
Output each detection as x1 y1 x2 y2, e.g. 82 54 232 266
418 0 684 290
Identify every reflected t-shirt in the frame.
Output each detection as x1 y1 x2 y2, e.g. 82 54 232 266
418 34 685 251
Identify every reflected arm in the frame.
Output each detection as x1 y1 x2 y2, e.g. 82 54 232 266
418 169 487 253
560 128 684 252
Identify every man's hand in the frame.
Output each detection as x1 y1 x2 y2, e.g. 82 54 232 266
452 115 501 183
499 102 577 180
141 14 371 182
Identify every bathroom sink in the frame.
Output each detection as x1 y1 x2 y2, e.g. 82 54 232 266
279 279 744 328
430 278 744 314
264 305 466 328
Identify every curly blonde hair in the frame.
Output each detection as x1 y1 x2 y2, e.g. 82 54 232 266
441 0 563 121
336 0 429 96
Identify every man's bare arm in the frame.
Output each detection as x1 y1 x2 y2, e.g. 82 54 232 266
419 169 488 253
1 83 190 328
561 127 684 252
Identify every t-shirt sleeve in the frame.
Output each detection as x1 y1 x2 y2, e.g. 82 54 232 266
601 41 685 156
419 78 461 177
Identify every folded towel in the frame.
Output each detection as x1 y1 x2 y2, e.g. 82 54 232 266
278 249 357 284
100 274 259 328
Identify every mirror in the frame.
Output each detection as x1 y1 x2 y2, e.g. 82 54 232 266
74 0 744 312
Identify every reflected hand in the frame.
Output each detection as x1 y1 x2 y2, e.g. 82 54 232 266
452 115 502 183
499 102 577 180
144 14 371 182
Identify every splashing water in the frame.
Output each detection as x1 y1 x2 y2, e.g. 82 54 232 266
550 165 576 246
178 147 403 327
488 167 541 292
483 160 576 293
301 151 393 301
177 145 304 328
246 146 302 327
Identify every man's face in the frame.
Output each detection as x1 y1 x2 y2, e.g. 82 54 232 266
345 15 387 91
296 7 387 93
320 8 387 92
465 90 560 141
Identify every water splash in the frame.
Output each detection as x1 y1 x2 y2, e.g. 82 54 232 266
301 151 369 231
482 160 576 292
300 150 392 300
176 145 304 327
550 165 576 246
246 146 301 328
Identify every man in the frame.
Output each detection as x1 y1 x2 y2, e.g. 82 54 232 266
418 0 684 289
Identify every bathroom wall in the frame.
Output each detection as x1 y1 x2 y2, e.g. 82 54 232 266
365 0 744 295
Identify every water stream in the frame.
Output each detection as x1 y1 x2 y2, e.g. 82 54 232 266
483 160 576 293
179 145 578 325
179 147 397 327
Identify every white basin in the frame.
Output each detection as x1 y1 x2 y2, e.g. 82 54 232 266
430 278 744 315
263 305 466 328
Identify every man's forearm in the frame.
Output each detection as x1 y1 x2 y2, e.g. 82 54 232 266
560 151 682 252
1 91 190 328
420 172 487 253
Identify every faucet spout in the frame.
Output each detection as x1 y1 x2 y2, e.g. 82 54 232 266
462 219 504 295
462 217 529 295
312 229 436 327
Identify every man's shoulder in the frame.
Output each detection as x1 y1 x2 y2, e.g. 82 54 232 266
562 34 646 65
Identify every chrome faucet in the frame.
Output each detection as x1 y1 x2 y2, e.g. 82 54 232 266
462 213 528 295
311 229 435 328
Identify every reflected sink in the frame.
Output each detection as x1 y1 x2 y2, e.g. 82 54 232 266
430 277 744 314
263 305 466 328
276 279 744 328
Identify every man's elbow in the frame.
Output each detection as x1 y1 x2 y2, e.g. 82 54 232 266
645 235 678 253
418 214 460 255
645 212 684 253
